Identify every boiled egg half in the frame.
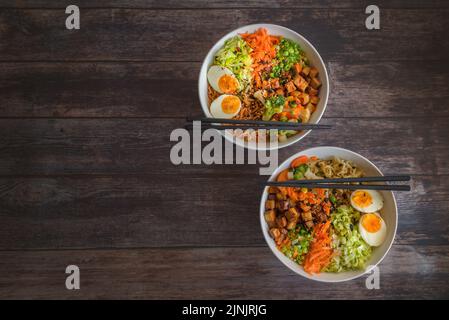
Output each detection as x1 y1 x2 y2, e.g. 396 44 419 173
210 94 241 119
207 66 240 94
359 212 387 247
350 189 383 213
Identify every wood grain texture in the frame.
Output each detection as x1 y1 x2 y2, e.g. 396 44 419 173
0 8 448 61
0 174 447 250
0 1 448 299
0 117 447 176
3 0 449 9
0 246 448 299
1 61 448 118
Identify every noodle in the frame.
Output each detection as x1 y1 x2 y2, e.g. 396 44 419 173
309 157 363 179
207 84 264 120
207 84 220 105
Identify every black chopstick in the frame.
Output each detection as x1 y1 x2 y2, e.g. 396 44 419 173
185 124 329 131
266 181 410 191
186 117 331 130
274 175 411 184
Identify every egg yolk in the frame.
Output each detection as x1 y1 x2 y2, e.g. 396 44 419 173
361 213 382 233
221 96 240 114
352 190 373 208
218 75 239 93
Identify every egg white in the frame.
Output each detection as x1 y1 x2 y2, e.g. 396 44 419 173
210 94 241 119
350 189 384 213
207 66 239 93
358 213 387 247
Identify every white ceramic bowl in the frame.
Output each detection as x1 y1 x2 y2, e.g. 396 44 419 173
198 24 329 150
260 146 398 282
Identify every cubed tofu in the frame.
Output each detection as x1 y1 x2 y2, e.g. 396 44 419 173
307 87 318 96
276 192 285 201
309 67 318 78
276 216 288 228
293 75 305 88
302 66 311 76
264 210 276 226
301 210 313 222
298 80 308 92
286 207 299 221
310 95 320 104
265 199 275 210
299 93 310 105
310 77 321 89
268 186 279 194
271 78 280 89
306 103 316 113
285 81 296 93
269 228 281 239
299 107 311 123
291 90 301 97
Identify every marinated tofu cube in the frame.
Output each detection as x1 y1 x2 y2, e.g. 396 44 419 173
264 210 276 226
309 67 318 78
310 77 321 89
276 216 288 228
265 199 275 210
285 81 296 93
302 66 311 76
310 95 320 104
286 207 299 221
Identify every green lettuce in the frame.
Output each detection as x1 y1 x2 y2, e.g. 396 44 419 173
214 36 252 86
325 205 372 272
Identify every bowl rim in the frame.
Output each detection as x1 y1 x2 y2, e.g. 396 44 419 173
259 146 398 282
197 23 330 151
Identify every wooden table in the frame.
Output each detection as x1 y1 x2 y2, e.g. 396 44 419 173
0 0 448 299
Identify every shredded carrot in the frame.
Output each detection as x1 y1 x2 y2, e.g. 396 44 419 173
290 155 308 168
303 220 334 274
240 28 280 88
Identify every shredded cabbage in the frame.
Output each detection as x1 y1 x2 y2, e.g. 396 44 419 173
325 205 372 272
214 36 253 86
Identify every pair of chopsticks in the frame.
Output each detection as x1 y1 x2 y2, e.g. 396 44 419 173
185 117 331 131
266 175 411 191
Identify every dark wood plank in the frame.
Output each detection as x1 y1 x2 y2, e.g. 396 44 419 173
0 8 447 61
0 245 448 299
0 174 446 249
0 117 447 176
1 61 448 118
2 0 449 9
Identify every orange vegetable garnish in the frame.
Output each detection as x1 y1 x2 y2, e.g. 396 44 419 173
303 220 334 274
277 169 290 182
240 28 280 88
290 155 308 168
